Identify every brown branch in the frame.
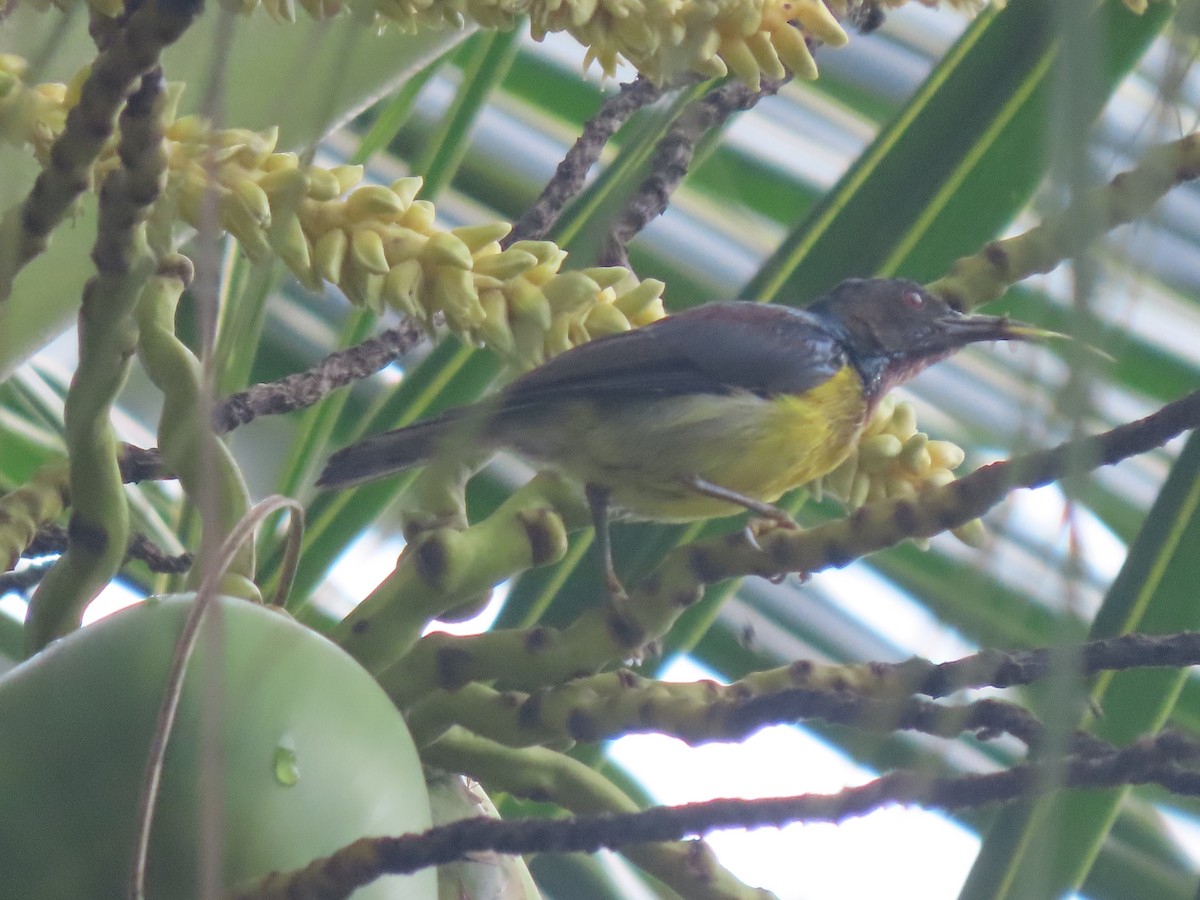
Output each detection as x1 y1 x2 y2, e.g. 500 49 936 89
111 319 427 483
0 560 55 595
409 671 1113 759
212 320 425 433
20 523 192 575
601 76 790 268
505 76 667 247
720 688 1113 758
235 730 1200 899
897 630 1200 700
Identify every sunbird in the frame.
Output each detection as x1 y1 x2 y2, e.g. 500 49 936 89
318 278 1048 595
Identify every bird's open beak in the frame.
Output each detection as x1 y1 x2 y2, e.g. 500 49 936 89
935 312 1066 348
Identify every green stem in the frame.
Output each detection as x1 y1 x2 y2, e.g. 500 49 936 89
135 263 258 599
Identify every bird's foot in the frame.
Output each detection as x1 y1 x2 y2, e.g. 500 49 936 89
605 571 632 606
743 514 802 584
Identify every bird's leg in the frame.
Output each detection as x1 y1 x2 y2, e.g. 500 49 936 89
585 483 629 601
678 474 796 526
678 474 799 556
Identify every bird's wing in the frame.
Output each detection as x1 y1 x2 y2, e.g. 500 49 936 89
501 301 851 409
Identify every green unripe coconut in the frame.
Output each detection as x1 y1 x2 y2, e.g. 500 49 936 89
0 594 436 899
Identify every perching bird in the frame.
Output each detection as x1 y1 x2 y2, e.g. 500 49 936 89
318 278 1047 595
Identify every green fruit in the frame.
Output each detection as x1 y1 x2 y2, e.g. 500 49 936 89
0 594 436 899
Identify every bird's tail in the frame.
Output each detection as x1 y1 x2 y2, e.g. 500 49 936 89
315 409 489 489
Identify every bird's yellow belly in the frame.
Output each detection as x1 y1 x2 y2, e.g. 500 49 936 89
523 366 868 521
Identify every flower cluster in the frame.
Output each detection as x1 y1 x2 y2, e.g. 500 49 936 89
0 55 78 162
819 395 985 546
2 59 665 370
163 123 667 368
362 0 850 86
22 0 850 87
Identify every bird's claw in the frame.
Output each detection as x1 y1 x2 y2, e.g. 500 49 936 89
605 572 632 606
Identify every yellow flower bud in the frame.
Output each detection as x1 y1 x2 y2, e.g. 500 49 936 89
928 440 966 471
719 38 763 88
476 288 516 357
952 519 988 548
64 65 90 111
313 228 349 285
543 271 604 317
452 222 512 253
264 152 300 172
383 259 425 321
350 227 391 275
885 475 917 500
166 115 207 145
864 394 897 436
508 239 567 268
229 178 272 226
389 176 424 209
472 248 539 281
0 55 28 79
770 23 818 80
789 0 849 48
612 278 665 321
382 227 430 265
857 433 903 473
693 54 730 79
421 232 475 269
848 471 871 510
580 266 632 290
866 476 889 504
331 163 364 194
584 301 632 337
307 167 343 201
344 184 409 222
823 455 857 502
746 32 786 82
899 433 932 476
508 279 553 330
431 267 484 330
219 197 271 260
270 215 315 285
401 199 438 231
257 167 310 209
890 401 918 440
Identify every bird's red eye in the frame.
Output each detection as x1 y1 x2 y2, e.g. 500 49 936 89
902 289 924 309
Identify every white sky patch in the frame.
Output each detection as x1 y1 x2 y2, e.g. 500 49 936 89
1000 482 1128 584
1 572 143 627
810 562 977 662
609 658 980 899
81 580 143 625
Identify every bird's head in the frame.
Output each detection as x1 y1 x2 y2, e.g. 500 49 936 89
808 278 1054 402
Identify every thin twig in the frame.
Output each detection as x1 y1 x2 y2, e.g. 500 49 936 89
21 523 191 575
719 688 1113 758
212 320 425 433
504 76 666 247
601 76 790 267
113 319 427 483
236 730 1200 898
0 560 56 594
